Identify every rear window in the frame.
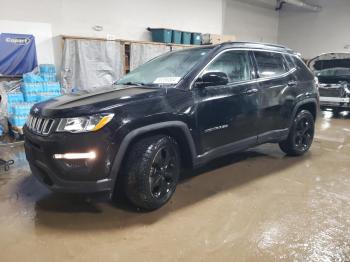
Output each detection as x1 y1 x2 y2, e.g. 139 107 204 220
254 51 288 78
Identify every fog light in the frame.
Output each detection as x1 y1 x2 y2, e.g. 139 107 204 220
53 151 96 160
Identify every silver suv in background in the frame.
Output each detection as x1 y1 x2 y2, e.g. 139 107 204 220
309 53 350 114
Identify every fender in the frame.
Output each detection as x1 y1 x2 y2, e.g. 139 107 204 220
108 121 197 186
289 97 318 128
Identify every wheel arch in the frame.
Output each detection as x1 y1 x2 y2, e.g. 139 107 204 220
109 121 197 190
290 98 318 127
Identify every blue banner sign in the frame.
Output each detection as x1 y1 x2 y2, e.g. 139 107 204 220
0 33 38 76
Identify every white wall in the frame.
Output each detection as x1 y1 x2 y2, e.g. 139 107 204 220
59 0 223 41
0 0 223 67
223 0 279 43
278 0 350 59
4 0 349 66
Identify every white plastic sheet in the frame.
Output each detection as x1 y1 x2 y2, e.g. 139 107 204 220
130 43 170 71
0 80 21 133
61 39 124 93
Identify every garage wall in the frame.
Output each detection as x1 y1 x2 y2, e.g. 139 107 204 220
58 0 223 40
0 0 223 67
278 0 350 59
223 0 279 43
5 0 348 67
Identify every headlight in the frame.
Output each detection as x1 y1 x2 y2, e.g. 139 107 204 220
56 113 114 133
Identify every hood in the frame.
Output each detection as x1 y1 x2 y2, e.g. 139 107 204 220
33 85 166 118
308 53 350 71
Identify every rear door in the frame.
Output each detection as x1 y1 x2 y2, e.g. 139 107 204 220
253 51 296 135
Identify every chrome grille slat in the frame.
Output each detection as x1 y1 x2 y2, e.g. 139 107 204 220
42 119 49 133
27 114 55 136
32 117 38 130
29 115 33 126
26 115 32 127
31 117 36 129
35 118 42 131
28 116 33 128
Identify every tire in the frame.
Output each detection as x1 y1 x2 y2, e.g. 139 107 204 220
122 135 180 211
279 110 315 156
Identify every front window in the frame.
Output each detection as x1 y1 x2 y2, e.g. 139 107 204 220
116 47 212 87
200 50 252 84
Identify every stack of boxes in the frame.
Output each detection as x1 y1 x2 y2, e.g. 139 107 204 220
148 28 203 45
7 64 61 130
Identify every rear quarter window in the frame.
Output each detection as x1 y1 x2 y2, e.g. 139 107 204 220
292 56 315 81
284 54 296 70
254 51 288 78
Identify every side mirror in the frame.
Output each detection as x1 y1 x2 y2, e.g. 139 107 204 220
195 72 229 88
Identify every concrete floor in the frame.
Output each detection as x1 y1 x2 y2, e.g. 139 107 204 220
0 111 350 262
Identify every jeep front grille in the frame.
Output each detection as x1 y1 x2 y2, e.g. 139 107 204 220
27 115 55 135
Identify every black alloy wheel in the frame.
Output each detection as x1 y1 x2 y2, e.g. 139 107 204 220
293 116 313 151
149 145 178 199
279 110 315 156
122 135 180 211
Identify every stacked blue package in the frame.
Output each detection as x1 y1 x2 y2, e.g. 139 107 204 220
8 64 61 129
43 82 61 93
9 115 28 127
23 93 39 103
39 64 56 74
23 73 44 83
39 64 57 82
21 82 61 103
11 103 34 116
8 102 34 128
7 105 14 115
40 73 57 82
7 92 24 103
38 92 60 101
21 82 44 93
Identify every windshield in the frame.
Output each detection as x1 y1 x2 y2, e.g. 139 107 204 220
116 47 212 87
316 67 350 83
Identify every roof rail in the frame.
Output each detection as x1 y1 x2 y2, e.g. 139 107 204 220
232 41 288 49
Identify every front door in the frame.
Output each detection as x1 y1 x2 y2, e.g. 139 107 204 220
193 50 260 155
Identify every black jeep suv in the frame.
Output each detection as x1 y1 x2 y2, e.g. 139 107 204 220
24 42 319 210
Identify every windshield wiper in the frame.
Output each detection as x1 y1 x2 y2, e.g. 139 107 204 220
116 82 164 88
116 82 147 86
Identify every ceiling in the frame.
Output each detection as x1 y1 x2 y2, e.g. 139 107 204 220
231 0 322 11
231 0 276 9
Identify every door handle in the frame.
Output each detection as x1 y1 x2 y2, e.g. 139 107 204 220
288 81 297 87
242 88 259 95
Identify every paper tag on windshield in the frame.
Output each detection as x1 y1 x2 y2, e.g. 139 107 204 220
153 77 181 84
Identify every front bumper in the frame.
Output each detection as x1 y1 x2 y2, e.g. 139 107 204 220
24 125 118 193
320 96 350 108
28 162 113 193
